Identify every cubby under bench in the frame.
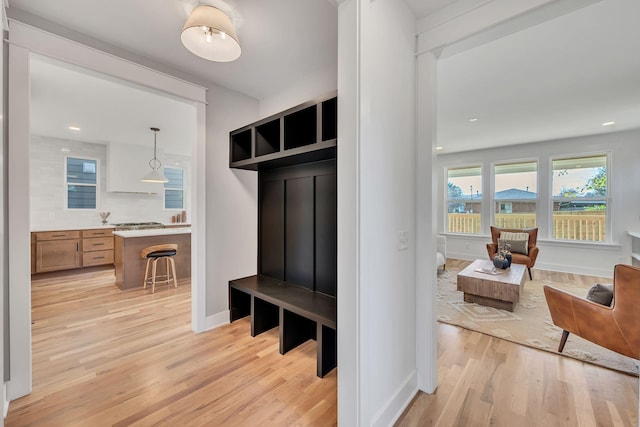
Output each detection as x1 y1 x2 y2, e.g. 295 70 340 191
229 275 337 378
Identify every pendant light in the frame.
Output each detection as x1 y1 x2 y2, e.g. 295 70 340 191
141 127 169 183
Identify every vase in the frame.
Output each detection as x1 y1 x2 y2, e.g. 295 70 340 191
505 253 512 268
493 256 509 269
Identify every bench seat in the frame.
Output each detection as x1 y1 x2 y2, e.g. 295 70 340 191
229 275 337 377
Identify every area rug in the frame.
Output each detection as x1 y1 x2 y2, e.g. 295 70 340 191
437 265 639 376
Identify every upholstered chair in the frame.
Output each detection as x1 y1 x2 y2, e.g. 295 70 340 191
436 235 447 271
543 264 640 360
486 226 539 279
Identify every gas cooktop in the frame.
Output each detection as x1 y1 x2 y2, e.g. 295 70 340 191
112 222 164 230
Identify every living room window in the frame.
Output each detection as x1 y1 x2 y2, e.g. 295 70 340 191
66 157 97 209
552 154 608 241
447 165 482 234
494 161 537 228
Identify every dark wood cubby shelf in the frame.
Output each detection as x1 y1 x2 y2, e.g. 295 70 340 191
228 93 338 378
229 92 337 170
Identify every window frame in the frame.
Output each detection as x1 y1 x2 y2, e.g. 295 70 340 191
163 166 185 210
445 164 483 235
491 159 539 230
550 152 610 243
64 155 99 210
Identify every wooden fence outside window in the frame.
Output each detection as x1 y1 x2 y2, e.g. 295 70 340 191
447 212 606 241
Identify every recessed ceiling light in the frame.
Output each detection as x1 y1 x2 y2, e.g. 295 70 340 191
61 147 71 153
601 121 615 126
68 126 81 131
468 118 479 122
436 146 443 150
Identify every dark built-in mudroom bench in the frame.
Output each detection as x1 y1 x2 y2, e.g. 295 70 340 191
229 275 337 377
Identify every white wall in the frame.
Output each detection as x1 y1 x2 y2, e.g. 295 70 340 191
204 84 258 323
338 0 418 424
436 129 640 277
258 66 337 119
30 135 192 227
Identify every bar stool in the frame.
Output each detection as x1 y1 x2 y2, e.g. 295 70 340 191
141 244 178 293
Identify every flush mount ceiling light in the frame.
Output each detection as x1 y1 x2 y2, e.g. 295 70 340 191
141 127 169 183
181 5 241 62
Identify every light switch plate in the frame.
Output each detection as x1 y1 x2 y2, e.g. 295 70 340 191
398 231 409 251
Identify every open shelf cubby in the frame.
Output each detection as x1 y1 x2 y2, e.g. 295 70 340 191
229 92 336 170
230 129 252 162
321 97 337 141
284 105 317 150
256 119 281 157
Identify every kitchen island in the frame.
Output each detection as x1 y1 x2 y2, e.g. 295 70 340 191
113 227 191 290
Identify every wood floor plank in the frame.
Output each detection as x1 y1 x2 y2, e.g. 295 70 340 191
6 263 638 426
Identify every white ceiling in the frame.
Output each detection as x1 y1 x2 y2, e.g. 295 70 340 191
8 0 640 155
8 0 338 101
437 0 640 153
30 56 196 154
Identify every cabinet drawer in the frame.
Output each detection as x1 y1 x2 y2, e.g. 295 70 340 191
82 250 114 267
35 230 81 241
83 237 114 252
82 228 114 238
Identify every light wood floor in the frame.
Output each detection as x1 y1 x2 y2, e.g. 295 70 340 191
396 259 639 426
6 268 337 426
6 263 638 426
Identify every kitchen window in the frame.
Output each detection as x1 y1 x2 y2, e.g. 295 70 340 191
66 157 97 209
164 167 184 209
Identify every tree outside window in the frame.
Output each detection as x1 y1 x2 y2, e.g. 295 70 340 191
552 155 608 241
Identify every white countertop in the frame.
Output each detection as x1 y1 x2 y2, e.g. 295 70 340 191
31 223 188 233
113 227 191 238
31 224 115 232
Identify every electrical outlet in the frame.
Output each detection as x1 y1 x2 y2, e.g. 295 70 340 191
398 231 409 251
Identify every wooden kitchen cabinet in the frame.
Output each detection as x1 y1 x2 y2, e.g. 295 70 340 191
35 238 81 273
82 229 115 267
32 228 115 274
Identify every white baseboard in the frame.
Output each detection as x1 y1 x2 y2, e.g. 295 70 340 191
203 310 230 331
371 370 418 427
4 383 9 419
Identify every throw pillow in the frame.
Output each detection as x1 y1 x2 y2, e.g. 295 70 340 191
499 231 529 255
586 283 613 306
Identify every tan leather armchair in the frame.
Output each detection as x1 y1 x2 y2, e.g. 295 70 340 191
543 264 640 360
486 226 539 280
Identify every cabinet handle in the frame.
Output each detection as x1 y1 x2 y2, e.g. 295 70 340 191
93 256 105 260
76 242 79 251
93 243 105 246
52 234 66 237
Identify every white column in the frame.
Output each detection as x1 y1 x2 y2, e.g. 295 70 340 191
415 51 439 393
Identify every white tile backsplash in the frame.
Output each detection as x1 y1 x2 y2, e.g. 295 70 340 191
30 135 191 228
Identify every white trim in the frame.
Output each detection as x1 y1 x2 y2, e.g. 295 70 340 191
203 310 231 331
370 371 418 427
3 383 8 418
7 43 32 400
415 50 439 395
7 20 207 104
191 102 207 333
